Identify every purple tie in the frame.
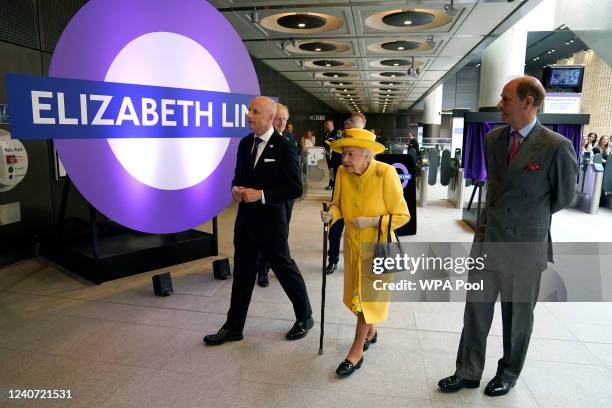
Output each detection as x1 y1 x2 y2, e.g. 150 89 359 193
507 131 520 164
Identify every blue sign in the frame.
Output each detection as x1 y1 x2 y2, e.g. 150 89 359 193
6 73 256 140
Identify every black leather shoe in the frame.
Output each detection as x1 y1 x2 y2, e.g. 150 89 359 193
257 273 269 287
326 263 337 275
484 375 515 397
286 317 314 340
363 331 378 351
438 375 480 393
336 356 363 377
203 328 243 346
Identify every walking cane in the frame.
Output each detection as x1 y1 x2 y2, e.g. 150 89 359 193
319 201 330 355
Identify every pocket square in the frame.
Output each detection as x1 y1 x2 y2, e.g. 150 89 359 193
525 164 541 171
264 158 276 163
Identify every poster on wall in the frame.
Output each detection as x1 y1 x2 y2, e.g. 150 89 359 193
543 93 582 114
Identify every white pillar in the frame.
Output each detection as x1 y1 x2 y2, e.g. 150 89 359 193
422 84 443 148
424 84 443 124
478 26 527 109
478 0 557 109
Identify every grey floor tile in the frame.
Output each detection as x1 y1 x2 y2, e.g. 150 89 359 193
584 342 612 365
522 360 612 408
525 338 601 365
565 322 612 343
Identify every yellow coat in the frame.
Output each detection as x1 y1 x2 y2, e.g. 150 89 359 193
330 159 410 324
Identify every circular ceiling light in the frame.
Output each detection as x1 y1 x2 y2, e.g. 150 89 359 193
323 72 349 78
299 41 337 52
382 11 435 27
381 41 421 51
381 59 410 67
335 88 355 92
381 81 401 86
313 60 343 67
278 14 326 29
365 8 452 32
380 72 406 77
261 12 343 33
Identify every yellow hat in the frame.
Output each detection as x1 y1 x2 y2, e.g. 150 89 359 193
330 128 385 154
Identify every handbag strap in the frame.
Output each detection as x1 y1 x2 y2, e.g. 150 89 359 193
377 214 394 243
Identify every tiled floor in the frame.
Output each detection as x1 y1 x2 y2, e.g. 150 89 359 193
1 183 611 407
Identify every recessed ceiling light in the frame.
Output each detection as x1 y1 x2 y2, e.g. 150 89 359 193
315 48 322 51
404 20 412 25
333 74 338 77
325 63 331 67
393 63 399 66
298 23 306 28
397 46 405 50
390 74 396 77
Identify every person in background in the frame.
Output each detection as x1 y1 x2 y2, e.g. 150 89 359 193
284 123 297 148
582 134 593 155
320 128 410 377
587 132 598 148
301 130 315 150
407 131 420 154
322 119 341 190
326 113 366 275
593 134 610 165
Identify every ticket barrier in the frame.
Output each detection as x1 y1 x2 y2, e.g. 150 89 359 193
447 158 465 209
579 163 605 214
415 163 429 207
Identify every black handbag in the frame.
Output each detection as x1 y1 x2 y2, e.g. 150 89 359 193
373 214 406 274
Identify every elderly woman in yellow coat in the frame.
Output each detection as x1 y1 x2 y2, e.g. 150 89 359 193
320 128 410 377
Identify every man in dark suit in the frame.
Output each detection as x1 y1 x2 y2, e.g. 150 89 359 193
322 119 341 190
257 103 295 287
407 131 420 155
438 76 578 396
204 96 314 345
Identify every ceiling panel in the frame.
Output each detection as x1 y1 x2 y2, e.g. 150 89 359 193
215 0 528 113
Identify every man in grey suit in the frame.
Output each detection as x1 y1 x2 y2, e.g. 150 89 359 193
438 76 578 397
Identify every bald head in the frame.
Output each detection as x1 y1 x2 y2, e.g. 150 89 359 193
511 76 546 109
248 96 277 135
498 76 546 130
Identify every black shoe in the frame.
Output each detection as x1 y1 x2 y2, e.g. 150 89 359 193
257 273 269 287
363 331 378 351
203 328 243 346
484 375 515 397
325 263 337 275
286 317 314 340
438 375 480 393
336 356 363 377
324 185 333 191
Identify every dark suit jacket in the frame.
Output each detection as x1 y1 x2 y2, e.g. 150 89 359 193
474 122 578 274
232 131 302 239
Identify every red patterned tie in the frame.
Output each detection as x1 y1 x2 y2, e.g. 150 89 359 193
507 130 520 164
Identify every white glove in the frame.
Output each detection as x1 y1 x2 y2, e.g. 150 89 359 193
351 216 379 229
320 209 332 223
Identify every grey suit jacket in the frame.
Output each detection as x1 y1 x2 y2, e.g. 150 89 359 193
474 121 578 274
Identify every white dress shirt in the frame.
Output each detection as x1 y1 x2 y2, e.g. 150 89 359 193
252 126 275 203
